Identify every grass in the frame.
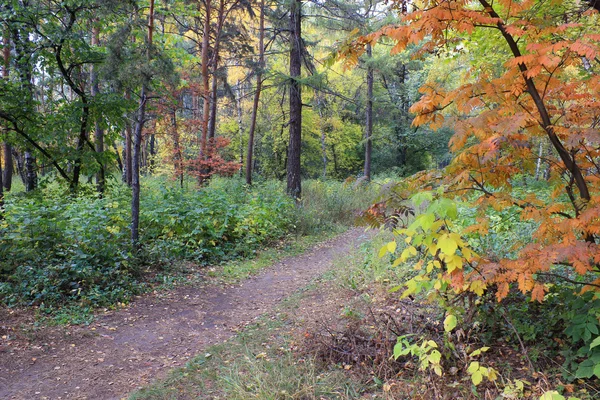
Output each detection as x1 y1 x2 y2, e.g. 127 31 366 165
129 284 369 400
217 228 344 283
128 231 398 400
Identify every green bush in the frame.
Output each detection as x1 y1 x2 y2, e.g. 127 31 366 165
0 177 295 308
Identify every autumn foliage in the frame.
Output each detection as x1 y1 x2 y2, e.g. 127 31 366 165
343 1 600 301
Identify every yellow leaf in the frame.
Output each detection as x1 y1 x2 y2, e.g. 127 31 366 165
470 280 486 296
400 246 417 262
387 241 397 253
438 234 458 255
444 314 457 332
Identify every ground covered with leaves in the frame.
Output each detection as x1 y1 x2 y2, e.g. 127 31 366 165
0 229 369 399
129 233 600 400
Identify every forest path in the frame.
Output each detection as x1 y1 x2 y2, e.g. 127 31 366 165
0 228 368 400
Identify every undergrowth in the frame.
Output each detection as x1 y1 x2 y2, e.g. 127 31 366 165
129 287 369 400
0 176 378 318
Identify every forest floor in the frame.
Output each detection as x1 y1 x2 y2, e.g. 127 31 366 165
0 228 370 400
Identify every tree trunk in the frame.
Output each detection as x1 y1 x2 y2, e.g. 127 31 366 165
0 140 3 210
364 43 373 182
332 144 339 176
24 150 36 192
208 0 226 142
91 24 105 193
132 0 154 248
2 27 12 192
2 144 11 191
12 21 37 191
534 140 543 181
113 141 123 173
246 0 265 185
132 86 145 246
125 89 133 186
235 81 244 176
208 68 218 140
148 132 156 174
316 95 327 179
199 0 212 181
14 150 24 185
287 0 302 199
170 110 183 188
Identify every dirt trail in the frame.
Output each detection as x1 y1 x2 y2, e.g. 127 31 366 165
0 228 368 400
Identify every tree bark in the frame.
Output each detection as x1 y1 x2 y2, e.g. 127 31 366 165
113 141 123 173
24 150 36 191
3 144 12 191
91 24 105 193
364 43 373 182
287 0 302 199
208 0 226 141
12 19 37 191
199 0 212 181
316 95 327 179
246 0 265 185
132 0 154 247
170 110 183 188
0 137 3 210
2 27 12 192
148 131 156 174
124 89 133 186
235 80 244 176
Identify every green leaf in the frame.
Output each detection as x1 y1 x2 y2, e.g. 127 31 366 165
594 362 600 379
418 213 436 231
412 191 433 207
378 245 388 258
444 314 457 332
388 285 402 293
590 336 600 349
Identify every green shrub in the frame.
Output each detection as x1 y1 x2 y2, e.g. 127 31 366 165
0 177 295 308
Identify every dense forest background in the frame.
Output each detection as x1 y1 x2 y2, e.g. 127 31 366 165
0 0 451 195
2 1 600 399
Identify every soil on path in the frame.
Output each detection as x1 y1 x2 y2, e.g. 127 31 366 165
0 229 368 400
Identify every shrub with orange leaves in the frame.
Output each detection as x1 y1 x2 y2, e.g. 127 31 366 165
190 137 241 182
343 1 600 302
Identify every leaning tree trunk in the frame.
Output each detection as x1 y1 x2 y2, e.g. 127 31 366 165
364 43 373 182
246 0 265 185
287 0 302 199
